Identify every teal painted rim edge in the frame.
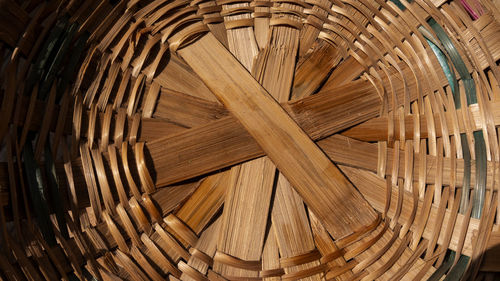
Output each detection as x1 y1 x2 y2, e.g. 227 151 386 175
22 142 57 246
428 15 486 281
386 2 483 280
18 14 98 280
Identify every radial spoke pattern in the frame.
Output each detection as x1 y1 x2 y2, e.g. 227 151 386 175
0 0 500 280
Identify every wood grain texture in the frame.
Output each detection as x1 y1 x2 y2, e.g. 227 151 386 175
340 166 478 257
262 224 280 281
177 33 377 238
343 103 500 142
309 210 353 281
271 174 321 280
215 24 298 279
0 79 381 202
175 171 229 234
215 158 275 277
147 78 380 188
180 218 220 281
292 41 341 100
154 53 218 103
5 0 500 280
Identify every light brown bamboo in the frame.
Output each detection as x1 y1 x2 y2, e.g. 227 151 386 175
215 159 274 278
308 211 354 281
344 102 500 142
340 165 479 257
180 218 220 281
0 79 380 206
177 32 377 238
271 174 321 280
291 41 342 100
154 53 219 103
215 21 299 279
146 78 380 188
175 171 229 234
262 224 281 281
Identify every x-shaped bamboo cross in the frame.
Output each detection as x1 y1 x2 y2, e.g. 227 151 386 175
173 32 378 239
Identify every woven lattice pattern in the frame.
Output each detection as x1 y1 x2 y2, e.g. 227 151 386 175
0 0 500 280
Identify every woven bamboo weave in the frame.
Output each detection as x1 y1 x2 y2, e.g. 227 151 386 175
0 0 500 280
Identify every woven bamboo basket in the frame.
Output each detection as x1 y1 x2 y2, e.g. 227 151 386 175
1 0 500 280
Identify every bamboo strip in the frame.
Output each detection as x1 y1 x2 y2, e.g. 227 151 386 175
78 182 198 251
350 225 401 279
252 0 270 49
154 88 228 129
214 15 288 278
344 101 500 141
261 224 281 281
131 245 164 281
146 79 379 187
316 134 490 188
340 166 478 256
181 219 220 281
320 11 500 110
309 211 353 281
27 236 60 280
175 171 229 234
291 41 341 100
222 5 258 71
177 32 377 238
271 174 321 280
361 232 412 281
113 249 150 281
154 54 218 102
215 158 274 278
154 223 190 262
298 0 331 55
141 233 182 277
87 0 127 44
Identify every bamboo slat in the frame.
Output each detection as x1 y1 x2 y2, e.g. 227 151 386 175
340 165 478 257
213 17 292 279
177 33 378 238
1 0 500 280
147 79 380 188
271 174 321 280
215 159 274 278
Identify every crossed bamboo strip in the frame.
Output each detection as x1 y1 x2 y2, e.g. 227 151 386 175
0 0 495 278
